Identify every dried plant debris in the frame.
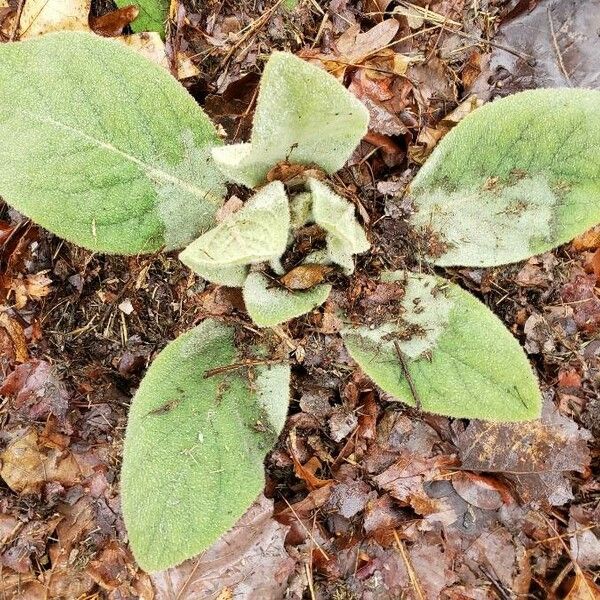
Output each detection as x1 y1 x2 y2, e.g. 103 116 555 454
472 0 600 96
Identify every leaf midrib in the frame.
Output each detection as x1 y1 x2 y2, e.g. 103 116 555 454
25 110 221 203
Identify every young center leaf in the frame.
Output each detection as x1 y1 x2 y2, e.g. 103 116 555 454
114 0 169 36
212 52 370 187
179 182 290 285
0 32 225 254
410 88 600 266
341 272 542 421
309 178 370 274
121 319 290 571
243 272 332 327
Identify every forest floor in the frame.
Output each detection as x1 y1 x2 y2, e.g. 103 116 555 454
0 0 599 598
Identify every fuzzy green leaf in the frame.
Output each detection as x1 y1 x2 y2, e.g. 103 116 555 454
410 88 600 267
309 178 370 274
114 0 169 36
212 52 369 187
0 32 225 255
342 272 541 421
121 319 290 571
179 182 290 284
243 272 331 327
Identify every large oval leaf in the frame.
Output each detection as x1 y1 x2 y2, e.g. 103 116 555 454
342 272 541 421
410 89 600 266
0 32 225 254
212 52 369 188
121 319 290 571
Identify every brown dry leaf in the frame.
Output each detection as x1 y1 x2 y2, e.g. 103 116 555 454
89 4 138 36
457 400 591 506
464 527 518 591
0 219 14 245
0 572 41 598
9 271 52 309
573 226 600 252
561 272 600 333
289 430 332 490
589 248 600 281
409 95 483 163
0 429 81 494
281 264 331 290
86 541 133 590
563 572 600 600
451 472 510 510
301 20 415 81
570 527 600 569
0 359 70 424
373 453 456 520
1 515 62 573
19 0 90 38
472 0 600 98
0 311 28 363
324 480 375 518
151 495 295 600
335 20 400 65
46 497 100 598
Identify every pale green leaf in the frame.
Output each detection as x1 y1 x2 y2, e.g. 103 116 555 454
342 272 542 421
309 178 370 274
243 272 331 327
212 52 369 187
179 182 289 283
410 88 600 267
189 263 250 288
121 319 290 571
114 0 169 36
0 32 225 254
289 192 314 230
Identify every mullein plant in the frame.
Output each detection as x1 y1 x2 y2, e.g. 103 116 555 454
0 30 598 570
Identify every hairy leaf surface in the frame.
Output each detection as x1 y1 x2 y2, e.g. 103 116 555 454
0 32 225 254
121 319 290 571
179 182 289 283
212 52 369 187
243 272 331 327
309 178 370 274
410 88 600 266
114 0 169 36
342 272 541 421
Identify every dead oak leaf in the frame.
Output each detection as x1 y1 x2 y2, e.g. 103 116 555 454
1 359 70 425
8 271 52 309
0 428 81 494
457 400 591 506
0 311 28 363
563 572 600 600
280 264 331 290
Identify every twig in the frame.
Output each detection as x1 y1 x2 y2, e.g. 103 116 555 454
282 497 330 561
220 0 285 66
547 8 572 86
203 359 283 378
393 340 421 410
393 531 426 600
449 28 535 64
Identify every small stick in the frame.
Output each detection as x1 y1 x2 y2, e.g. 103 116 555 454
393 340 422 411
203 359 282 378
